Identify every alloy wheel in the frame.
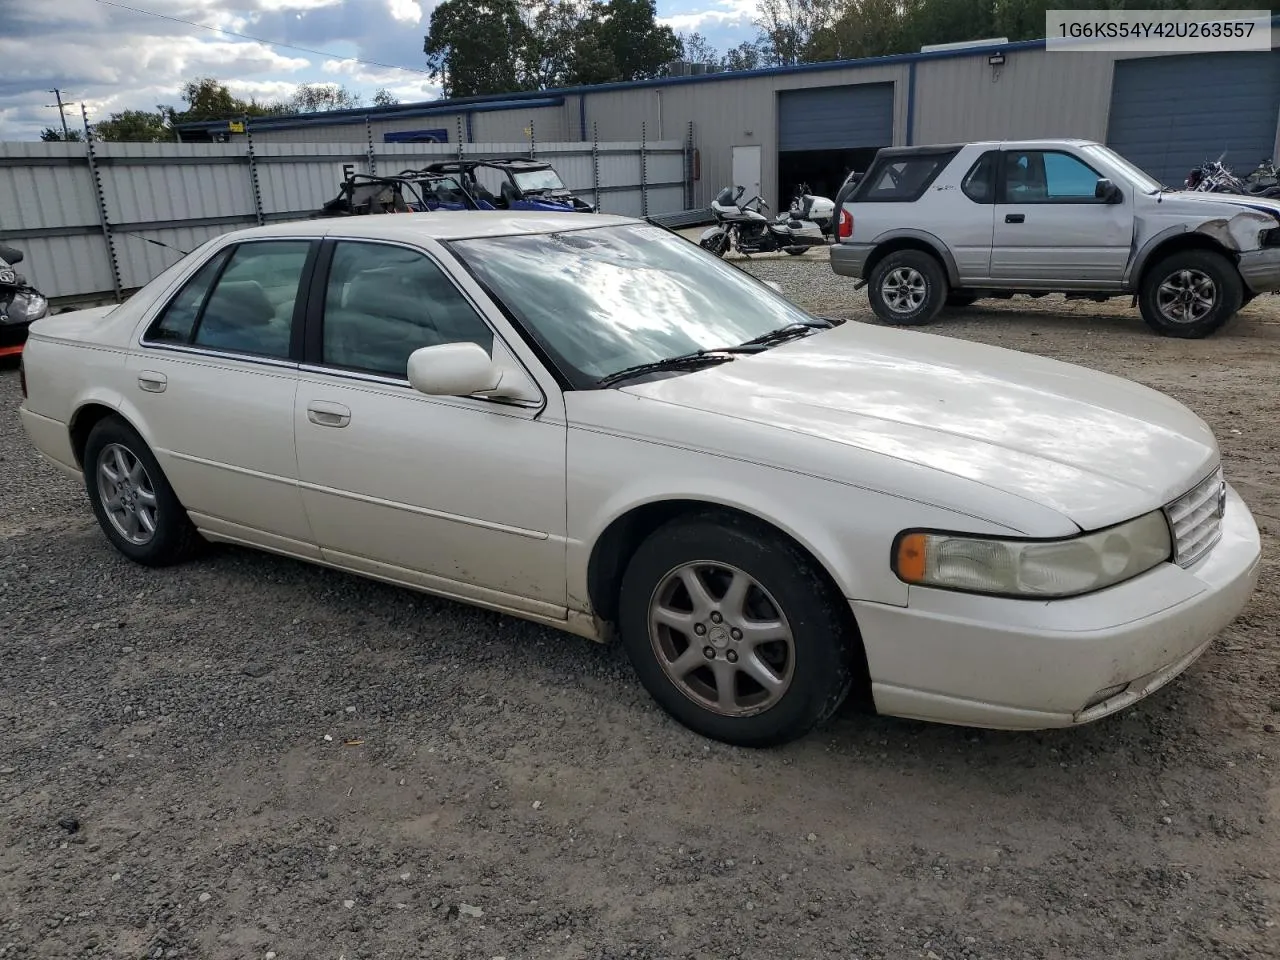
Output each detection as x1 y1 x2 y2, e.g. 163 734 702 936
97 442 159 545
648 562 795 717
881 266 927 313
1156 268 1216 325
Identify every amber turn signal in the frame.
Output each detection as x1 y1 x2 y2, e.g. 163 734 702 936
895 532 928 583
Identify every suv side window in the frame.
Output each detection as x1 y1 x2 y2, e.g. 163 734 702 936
1001 150 1105 203
321 240 495 378
858 154 950 202
962 151 998 204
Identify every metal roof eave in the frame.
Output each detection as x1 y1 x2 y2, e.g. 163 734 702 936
175 14 1280 134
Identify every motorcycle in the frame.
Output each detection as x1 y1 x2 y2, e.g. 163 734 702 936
699 185 829 258
0 243 49 360
1185 155 1280 198
784 182 836 239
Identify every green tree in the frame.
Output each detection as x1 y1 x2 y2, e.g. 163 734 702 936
678 31 720 64
39 127 83 142
596 0 681 81
286 82 363 112
92 109 174 142
424 0 527 97
372 88 400 107
722 40 766 71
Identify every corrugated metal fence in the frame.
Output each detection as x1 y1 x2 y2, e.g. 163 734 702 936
0 130 694 304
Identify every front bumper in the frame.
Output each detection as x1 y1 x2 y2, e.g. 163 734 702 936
830 242 874 279
1238 247 1280 295
851 484 1262 730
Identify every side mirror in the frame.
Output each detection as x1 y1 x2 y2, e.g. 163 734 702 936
407 342 502 397
1095 178 1122 203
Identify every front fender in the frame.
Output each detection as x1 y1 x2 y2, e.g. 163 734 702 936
699 226 726 243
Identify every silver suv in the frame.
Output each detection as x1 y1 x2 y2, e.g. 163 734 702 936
830 139 1280 338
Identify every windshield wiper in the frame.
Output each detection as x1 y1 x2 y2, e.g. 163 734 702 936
738 318 833 349
596 350 741 388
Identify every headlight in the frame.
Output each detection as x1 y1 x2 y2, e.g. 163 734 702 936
892 510 1172 598
0 290 48 325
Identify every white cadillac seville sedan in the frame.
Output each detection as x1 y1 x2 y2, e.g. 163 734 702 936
17 212 1262 746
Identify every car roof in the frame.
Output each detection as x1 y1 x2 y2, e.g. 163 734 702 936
216 211 640 244
875 138 1102 157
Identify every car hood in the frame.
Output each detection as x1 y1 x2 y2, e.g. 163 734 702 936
622 323 1219 531
1156 190 1280 222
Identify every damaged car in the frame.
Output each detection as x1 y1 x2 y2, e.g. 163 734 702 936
830 139 1280 338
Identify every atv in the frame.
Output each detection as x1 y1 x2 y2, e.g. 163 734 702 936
418 158 594 213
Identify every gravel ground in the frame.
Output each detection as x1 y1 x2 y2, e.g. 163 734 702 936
1 258 1278 960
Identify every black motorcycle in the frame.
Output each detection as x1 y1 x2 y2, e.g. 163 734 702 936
0 243 50 360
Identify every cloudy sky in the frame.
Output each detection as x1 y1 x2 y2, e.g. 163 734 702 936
0 0 758 140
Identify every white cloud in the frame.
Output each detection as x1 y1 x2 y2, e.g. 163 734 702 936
385 0 425 24
660 0 756 34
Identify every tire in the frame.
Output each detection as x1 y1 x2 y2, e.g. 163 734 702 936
617 512 859 747
867 249 947 326
946 293 980 308
784 247 807 256
1138 250 1243 338
83 415 203 566
700 233 729 258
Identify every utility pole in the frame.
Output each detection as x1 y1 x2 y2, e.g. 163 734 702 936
46 88 73 140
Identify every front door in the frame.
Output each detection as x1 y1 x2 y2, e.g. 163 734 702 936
292 237 568 618
990 148 1132 286
732 145 762 202
125 237 316 554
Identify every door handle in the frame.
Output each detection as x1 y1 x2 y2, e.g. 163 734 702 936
137 371 167 393
1005 213 1025 224
307 401 351 428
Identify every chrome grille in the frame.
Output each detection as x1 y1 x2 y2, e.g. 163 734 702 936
1164 466 1225 568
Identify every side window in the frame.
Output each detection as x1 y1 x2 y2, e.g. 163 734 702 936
146 249 231 343
191 241 311 359
321 241 495 378
962 151 998 204
858 154 950 202
1001 151 1103 203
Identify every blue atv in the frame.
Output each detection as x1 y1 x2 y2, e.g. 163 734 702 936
316 170 483 217
419 159 595 213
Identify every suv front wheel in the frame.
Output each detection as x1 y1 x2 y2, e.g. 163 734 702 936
1138 250 1242 339
867 249 948 326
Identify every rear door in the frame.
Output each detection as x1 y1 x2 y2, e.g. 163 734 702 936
990 148 1132 286
124 237 318 555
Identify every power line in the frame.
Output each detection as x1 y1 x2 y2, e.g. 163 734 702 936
90 0 434 77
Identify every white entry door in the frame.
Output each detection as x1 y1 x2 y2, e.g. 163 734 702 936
732 145 762 201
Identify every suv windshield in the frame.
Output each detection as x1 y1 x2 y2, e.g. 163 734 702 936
513 168 565 193
1080 144 1165 193
450 224 819 388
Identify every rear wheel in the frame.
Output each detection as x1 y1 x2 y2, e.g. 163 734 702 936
785 247 808 256
867 249 947 326
617 513 858 747
83 416 203 566
1138 250 1242 338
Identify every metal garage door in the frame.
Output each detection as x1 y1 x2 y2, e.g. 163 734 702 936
1107 51 1280 186
778 83 895 151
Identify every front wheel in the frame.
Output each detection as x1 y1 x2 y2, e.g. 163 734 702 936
1138 250 1242 338
83 416 203 566
867 249 948 326
700 231 730 258
617 513 858 747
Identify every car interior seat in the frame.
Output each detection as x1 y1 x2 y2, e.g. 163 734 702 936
197 280 287 354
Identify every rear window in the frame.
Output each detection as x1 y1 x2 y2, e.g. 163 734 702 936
854 152 953 202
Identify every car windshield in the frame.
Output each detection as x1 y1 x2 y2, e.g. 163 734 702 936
513 168 565 192
1080 144 1165 193
450 224 819 388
